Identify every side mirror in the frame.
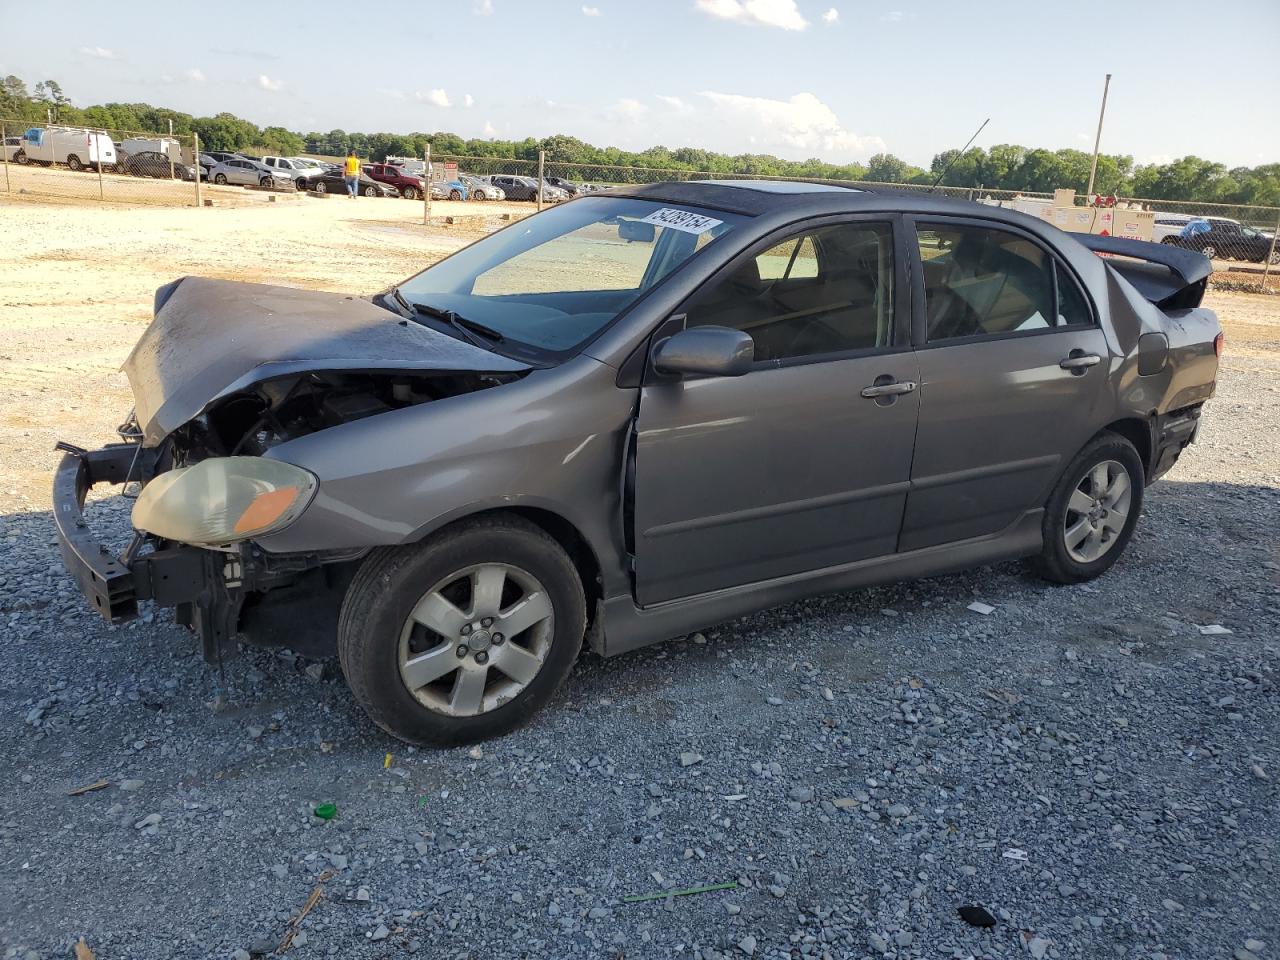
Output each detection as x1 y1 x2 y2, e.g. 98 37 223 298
652 326 754 378
618 220 656 243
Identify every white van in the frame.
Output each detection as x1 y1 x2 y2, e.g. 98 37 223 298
120 137 184 164
17 127 117 171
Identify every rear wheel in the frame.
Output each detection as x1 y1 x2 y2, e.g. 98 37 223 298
314 180 327 193
1033 432 1144 585
214 173 227 185
294 177 307 191
66 154 82 172
363 184 378 197
338 516 586 746
401 186 418 200
14 150 28 165
1268 249 1280 266
1201 244 1217 259
449 188 462 200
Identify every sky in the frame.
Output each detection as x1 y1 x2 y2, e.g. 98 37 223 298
1 0 1277 169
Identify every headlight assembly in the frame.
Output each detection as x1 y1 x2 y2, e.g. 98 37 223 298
131 457 317 546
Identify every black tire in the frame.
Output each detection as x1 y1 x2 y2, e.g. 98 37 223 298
214 173 227 185
338 515 586 746
1201 244 1217 259
14 150 28 165
66 154 82 171
449 188 462 200
401 186 418 200
259 176 272 187
363 185 378 197
1160 236 1177 244
1033 431 1145 585
314 180 327 194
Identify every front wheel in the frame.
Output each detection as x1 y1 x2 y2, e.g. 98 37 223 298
338 516 586 746
214 173 227 185
1201 244 1217 259
66 154 82 171
401 186 418 200
449 188 462 200
363 185 378 197
1033 432 1144 585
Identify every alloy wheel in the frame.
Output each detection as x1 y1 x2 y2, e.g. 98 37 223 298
397 563 554 717
1063 459 1132 563
1201 244 1217 259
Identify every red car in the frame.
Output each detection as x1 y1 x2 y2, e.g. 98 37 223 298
363 163 424 200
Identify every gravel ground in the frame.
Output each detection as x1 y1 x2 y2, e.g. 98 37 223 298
1 197 1277 960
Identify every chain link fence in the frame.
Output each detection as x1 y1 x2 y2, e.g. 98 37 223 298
0 120 304 207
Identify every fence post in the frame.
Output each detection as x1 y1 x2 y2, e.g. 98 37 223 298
537 150 545 213
193 132 202 208
1260 209 1280 292
168 119 175 181
424 143 431 226
2 120 9 194
97 130 105 201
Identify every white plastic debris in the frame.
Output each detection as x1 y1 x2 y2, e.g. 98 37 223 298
1001 848 1029 861
967 602 996 615
1199 624 1232 635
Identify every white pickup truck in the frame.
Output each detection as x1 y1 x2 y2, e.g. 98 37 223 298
15 127 117 171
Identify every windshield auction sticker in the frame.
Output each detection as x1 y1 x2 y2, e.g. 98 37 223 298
640 208 724 235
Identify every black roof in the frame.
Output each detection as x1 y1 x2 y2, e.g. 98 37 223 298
606 179 1031 225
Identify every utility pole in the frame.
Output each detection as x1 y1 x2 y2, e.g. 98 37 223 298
423 143 431 226
1085 73 1112 200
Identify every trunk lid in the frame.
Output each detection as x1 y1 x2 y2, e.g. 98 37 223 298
124 277 529 445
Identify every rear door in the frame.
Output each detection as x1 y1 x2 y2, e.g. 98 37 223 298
633 216 919 605
900 217 1111 551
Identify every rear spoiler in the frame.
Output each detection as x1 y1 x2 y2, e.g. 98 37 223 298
1076 234 1211 311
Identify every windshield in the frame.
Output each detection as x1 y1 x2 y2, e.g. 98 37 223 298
395 196 744 356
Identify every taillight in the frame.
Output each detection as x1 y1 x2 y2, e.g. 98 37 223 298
1214 332 1224 357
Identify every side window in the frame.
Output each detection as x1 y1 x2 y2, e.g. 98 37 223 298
684 222 895 363
1055 265 1092 327
916 224 1056 341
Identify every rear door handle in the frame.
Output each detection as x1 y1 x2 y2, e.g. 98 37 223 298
861 380 917 398
1059 353 1101 371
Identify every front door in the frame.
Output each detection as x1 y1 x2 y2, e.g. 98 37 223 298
900 217 1112 551
633 217 919 606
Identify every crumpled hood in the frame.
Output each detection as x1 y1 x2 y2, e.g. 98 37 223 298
123 276 529 446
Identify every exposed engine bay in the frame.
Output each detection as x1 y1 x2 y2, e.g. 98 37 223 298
167 369 523 463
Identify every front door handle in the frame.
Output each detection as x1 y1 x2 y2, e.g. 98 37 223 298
861 380 918 398
1059 352 1101 372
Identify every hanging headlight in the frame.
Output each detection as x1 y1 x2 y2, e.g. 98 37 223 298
131 457 317 546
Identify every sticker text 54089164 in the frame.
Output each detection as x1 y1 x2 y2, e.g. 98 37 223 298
640 207 724 235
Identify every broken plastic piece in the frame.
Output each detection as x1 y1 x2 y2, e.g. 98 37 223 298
958 905 997 927
314 802 337 820
623 880 739 903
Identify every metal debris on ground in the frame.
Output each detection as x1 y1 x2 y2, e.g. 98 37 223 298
276 868 336 953
622 880 739 903
67 779 110 797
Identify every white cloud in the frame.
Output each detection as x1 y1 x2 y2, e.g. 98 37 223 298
879 10 904 21
463 93 475 107
417 88 451 107
608 98 650 123
378 87 408 101
185 67 206 82
473 0 493 13
582 4 601 13
78 46 117 60
655 94 693 114
697 90 884 161
821 7 839 23
483 120 498 137
257 74 282 91
694 0 807 30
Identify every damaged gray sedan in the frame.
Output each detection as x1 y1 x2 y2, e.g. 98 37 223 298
55 181 1221 745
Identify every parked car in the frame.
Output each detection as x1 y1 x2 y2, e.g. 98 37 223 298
1150 213 1196 244
202 151 246 165
307 169 399 197
14 126 116 171
488 174 565 202
429 178 470 201
460 174 505 201
122 150 200 181
207 157 287 188
545 176 585 197
1165 218 1279 264
260 156 317 190
363 162 426 199
196 153 219 178
54 181 1221 746
120 137 182 163
2 136 21 162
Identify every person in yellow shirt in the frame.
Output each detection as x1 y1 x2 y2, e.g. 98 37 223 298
343 150 360 198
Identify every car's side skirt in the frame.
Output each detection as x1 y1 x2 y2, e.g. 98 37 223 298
598 508 1043 657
